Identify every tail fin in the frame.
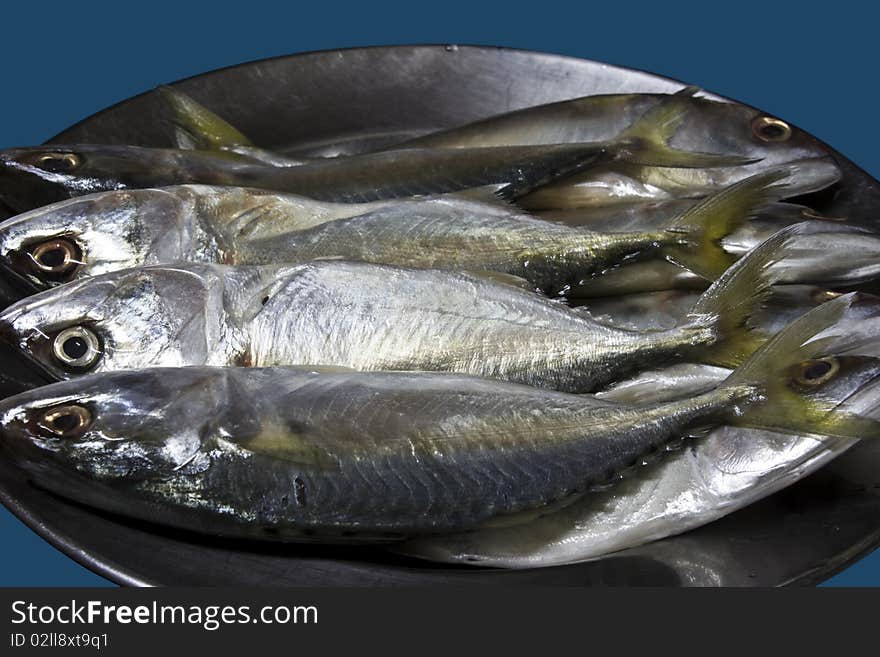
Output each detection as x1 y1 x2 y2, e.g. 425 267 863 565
158 85 253 151
660 170 792 279
611 95 759 169
720 294 880 440
684 224 801 367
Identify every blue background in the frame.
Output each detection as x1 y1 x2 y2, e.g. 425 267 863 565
0 0 877 586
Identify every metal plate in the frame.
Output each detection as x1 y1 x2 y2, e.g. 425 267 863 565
1 45 878 586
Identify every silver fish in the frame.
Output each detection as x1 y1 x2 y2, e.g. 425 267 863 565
400 297 880 565
394 89 842 207
565 221 880 298
519 157 841 210
158 85 842 209
0 296 874 542
0 96 748 212
577 285 844 333
0 171 786 296
0 231 783 393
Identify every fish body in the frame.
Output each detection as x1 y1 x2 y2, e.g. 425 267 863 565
0 295 874 541
565 221 880 298
394 91 840 206
158 84 841 209
0 96 755 212
0 141 616 211
400 297 880 566
0 366 751 538
0 171 787 295
0 260 726 392
578 285 840 333
519 157 840 210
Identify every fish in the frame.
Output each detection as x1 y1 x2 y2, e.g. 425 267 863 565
0 170 786 296
399 295 880 566
0 96 749 213
576 285 845 333
564 221 880 298
537 198 842 232
518 157 841 210
0 295 875 542
390 88 842 206
0 227 788 393
158 85 842 209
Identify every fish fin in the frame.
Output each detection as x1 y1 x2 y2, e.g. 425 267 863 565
660 169 793 280
674 85 701 97
464 270 542 293
448 184 518 208
721 294 880 440
612 95 759 168
684 224 802 368
158 85 254 151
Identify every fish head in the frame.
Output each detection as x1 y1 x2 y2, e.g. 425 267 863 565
0 368 231 486
673 99 832 167
786 354 880 412
0 265 225 379
787 293 880 417
0 188 194 294
0 145 181 212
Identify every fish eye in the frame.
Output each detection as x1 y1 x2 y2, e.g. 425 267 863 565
791 357 840 387
37 404 92 438
28 238 80 276
751 116 792 143
32 152 81 173
52 326 101 369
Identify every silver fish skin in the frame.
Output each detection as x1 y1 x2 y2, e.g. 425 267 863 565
548 201 872 289
0 185 399 293
577 285 842 333
1 295 874 543
566 221 880 298
394 91 840 205
0 94 761 213
0 366 759 539
538 199 833 232
520 156 841 210
396 91 825 158
0 259 746 393
0 170 780 295
163 86 833 186
165 87 842 208
0 141 627 212
400 298 880 566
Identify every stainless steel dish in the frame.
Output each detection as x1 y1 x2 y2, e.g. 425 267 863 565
1 45 878 585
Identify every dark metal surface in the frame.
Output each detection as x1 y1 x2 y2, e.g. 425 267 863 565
1 45 878 586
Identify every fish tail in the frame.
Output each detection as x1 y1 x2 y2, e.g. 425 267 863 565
611 94 759 168
720 294 880 440
659 169 793 280
157 85 254 151
683 224 804 368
